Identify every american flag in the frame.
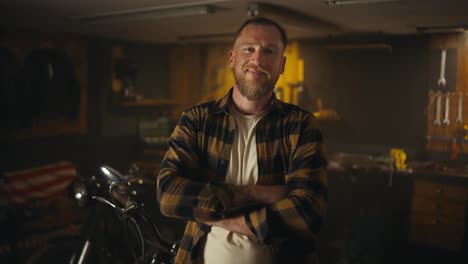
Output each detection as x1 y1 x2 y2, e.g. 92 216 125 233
0 161 78 205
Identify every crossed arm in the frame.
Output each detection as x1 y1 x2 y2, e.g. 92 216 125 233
157 110 327 241
203 185 286 238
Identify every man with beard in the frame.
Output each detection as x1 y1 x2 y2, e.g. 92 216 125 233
157 17 328 264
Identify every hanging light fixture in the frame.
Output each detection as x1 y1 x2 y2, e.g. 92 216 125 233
325 0 401 6
247 3 341 33
71 0 227 23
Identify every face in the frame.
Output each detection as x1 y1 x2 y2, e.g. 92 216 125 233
229 24 286 101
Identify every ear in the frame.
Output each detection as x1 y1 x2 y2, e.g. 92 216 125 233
229 50 235 68
280 56 286 74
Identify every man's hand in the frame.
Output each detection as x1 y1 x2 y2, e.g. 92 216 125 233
204 214 256 238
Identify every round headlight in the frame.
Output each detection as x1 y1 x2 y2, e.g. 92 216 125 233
73 180 88 207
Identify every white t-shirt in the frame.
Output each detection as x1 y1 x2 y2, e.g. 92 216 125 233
203 106 273 264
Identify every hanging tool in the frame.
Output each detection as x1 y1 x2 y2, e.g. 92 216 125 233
437 48 447 87
433 91 442 126
442 92 450 126
456 92 463 124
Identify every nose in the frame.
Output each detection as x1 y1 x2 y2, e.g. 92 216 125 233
250 49 263 65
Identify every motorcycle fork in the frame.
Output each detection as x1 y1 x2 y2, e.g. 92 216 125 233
76 240 92 264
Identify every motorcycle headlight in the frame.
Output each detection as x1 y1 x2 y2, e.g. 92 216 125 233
73 180 88 207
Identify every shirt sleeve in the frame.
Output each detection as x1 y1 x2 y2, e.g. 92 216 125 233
156 108 259 222
244 113 328 241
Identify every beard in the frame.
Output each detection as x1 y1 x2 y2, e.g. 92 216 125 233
233 63 278 101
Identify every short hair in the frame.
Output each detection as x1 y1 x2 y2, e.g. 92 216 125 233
233 17 288 49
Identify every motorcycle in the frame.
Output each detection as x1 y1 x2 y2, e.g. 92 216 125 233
27 164 184 264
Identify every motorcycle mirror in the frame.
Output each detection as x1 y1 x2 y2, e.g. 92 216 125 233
98 165 134 209
99 165 127 186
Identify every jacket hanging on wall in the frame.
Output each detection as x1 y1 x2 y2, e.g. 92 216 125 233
17 48 80 121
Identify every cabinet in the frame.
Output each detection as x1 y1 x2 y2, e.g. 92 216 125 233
321 167 412 263
408 179 467 250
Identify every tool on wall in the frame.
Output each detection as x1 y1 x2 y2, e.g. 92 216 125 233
427 91 468 156
442 92 451 126
426 44 462 154
437 48 447 87
456 92 463 124
433 90 442 126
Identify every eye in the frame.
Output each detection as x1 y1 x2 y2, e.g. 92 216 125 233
244 47 255 53
264 48 276 55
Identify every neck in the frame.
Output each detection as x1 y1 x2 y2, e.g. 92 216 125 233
232 86 272 115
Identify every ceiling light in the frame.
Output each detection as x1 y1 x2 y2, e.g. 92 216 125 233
416 25 467 34
325 0 400 6
248 3 340 33
71 2 221 23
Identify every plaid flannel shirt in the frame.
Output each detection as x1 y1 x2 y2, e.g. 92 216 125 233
157 89 328 263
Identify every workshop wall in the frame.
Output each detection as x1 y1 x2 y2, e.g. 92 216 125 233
0 35 172 175
300 36 430 158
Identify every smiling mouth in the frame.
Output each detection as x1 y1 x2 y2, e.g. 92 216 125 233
244 67 270 79
246 68 263 74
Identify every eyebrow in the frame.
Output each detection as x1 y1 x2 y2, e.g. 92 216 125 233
239 42 280 49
